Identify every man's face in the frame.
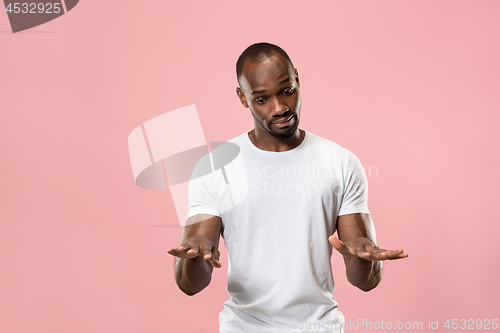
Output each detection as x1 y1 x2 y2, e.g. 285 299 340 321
237 53 301 142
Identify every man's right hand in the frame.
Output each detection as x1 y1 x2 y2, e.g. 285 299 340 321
167 234 222 268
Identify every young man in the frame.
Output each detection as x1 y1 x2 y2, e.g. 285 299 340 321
167 42 408 333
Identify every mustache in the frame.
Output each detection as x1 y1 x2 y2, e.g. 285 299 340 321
271 114 294 124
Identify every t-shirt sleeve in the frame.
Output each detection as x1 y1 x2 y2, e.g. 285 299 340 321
338 150 370 216
186 170 221 219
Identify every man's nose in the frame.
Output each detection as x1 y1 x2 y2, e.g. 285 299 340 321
270 97 289 117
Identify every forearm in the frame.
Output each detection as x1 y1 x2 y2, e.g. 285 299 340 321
174 256 213 295
345 257 383 291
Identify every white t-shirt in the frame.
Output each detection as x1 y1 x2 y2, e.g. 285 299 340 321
187 131 370 333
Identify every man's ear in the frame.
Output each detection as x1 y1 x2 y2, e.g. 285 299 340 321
236 87 249 108
294 68 300 87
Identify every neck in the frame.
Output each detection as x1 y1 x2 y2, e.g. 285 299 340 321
248 129 305 152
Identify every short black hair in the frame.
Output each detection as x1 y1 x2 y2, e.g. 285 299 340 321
236 42 294 84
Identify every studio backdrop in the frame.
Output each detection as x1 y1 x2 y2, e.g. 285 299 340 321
1 1 499 332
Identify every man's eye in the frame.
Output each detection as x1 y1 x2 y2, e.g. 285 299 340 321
255 98 267 105
283 88 295 96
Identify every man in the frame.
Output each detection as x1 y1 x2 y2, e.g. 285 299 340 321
167 42 408 333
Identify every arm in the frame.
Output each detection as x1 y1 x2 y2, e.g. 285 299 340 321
167 214 223 296
329 213 408 292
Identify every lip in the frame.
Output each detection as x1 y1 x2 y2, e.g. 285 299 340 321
272 115 294 127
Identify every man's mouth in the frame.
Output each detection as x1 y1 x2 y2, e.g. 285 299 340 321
272 115 294 127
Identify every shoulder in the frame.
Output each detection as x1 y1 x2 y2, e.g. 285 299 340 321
189 134 245 181
305 131 354 160
305 131 364 172
206 133 247 161
227 132 248 145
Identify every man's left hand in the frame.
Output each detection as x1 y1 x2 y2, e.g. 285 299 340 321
329 236 409 261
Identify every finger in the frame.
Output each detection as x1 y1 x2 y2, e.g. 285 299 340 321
328 235 344 251
384 248 409 260
166 248 180 256
186 249 199 256
166 248 193 260
364 244 388 259
210 248 222 268
356 244 374 259
329 236 356 256
398 250 409 258
167 247 189 255
348 243 391 261
185 244 200 256
200 246 213 261
365 248 409 261
167 247 190 255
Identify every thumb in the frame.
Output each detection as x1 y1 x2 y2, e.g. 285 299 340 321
329 236 354 256
329 235 344 251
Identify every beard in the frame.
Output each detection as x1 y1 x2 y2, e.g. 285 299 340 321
267 116 300 142
252 112 300 142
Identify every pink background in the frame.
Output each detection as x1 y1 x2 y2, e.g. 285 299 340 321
1 1 499 332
